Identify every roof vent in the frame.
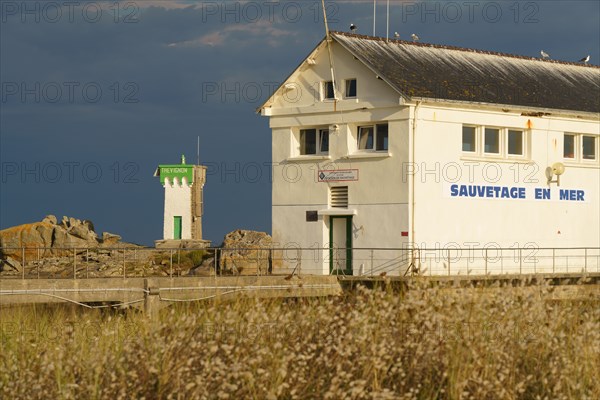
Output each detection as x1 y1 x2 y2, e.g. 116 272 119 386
330 186 349 208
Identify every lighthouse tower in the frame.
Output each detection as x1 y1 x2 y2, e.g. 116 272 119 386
154 155 210 248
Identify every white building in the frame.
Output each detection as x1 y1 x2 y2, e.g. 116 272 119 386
259 32 600 276
154 156 210 248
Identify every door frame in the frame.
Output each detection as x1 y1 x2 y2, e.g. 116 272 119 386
329 215 353 275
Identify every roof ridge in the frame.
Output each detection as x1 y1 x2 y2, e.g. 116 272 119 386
330 31 599 69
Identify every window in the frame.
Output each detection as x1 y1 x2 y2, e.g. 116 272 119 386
508 130 524 156
323 81 335 100
484 128 500 154
582 136 596 160
462 125 528 159
300 128 329 155
345 79 357 98
565 133 598 162
563 134 575 159
462 126 476 152
358 123 388 151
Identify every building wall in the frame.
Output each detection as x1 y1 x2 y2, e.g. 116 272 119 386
163 177 192 240
410 104 599 274
268 40 414 273
266 41 600 276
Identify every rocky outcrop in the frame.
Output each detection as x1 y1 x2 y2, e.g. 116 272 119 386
0 215 123 262
219 230 274 275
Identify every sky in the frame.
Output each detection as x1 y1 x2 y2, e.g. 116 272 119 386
1 0 599 246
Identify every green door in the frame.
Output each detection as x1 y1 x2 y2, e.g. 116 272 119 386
174 216 182 240
329 216 353 275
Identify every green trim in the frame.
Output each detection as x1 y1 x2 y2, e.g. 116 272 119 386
329 216 353 275
174 216 182 240
157 165 194 185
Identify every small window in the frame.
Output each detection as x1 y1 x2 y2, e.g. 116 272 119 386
508 130 523 155
300 128 329 155
358 126 374 150
345 79 357 98
376 123 388 151
462 126 476 152
484 128 500 154
358 123 388 151
323 81 335 100
319 129 329 153
564 134 575 159
582 136 596 160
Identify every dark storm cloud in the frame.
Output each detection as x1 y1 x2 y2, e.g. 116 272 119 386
1 1 598 244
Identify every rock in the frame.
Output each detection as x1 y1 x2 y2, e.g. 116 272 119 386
0 216 103 261
101 232 122 246
42 215 57 225
0 256 22 272
82 220 95 232
220 230 274 275
0 221 56 261
68 221 98 243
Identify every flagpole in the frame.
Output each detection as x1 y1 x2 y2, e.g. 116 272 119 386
373 0 376 36
386 0 389 41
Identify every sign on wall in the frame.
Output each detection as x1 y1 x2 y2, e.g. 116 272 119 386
444 183 588 203
318 169 359 182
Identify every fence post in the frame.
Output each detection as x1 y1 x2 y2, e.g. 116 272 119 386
485 248 488 275
519 248 522 275
123 248 126 279
447 248 451 276
214 248 218 277
297 248 302 276
584 248 588 272
552 248 555 274
177 249 181 277
73 248 77 279
170 250 173 278
370 249 374 276
22 247 25 280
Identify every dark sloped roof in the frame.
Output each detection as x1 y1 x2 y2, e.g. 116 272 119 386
332 32 600 114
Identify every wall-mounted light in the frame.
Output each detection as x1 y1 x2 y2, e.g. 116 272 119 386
546 162 566 186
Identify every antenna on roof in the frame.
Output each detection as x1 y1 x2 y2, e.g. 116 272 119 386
386 0 390 41
197 136 200 165
321 0 338 108
373 0 376 36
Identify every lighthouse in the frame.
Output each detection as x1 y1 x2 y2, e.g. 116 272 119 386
154 155 210 248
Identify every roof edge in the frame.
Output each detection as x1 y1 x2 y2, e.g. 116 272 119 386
330 31 600 69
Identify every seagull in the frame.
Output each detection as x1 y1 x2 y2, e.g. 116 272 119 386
411 33 420 42
350 23 357 33
394 32 400 39
540 50 550 59
578 55 590 64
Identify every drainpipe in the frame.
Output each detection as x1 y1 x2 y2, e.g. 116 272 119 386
409 101 421 261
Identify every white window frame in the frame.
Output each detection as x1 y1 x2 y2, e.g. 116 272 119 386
299 127 329 155
357 123 388 152
564 133 599 164
345 78 357 99
462 125 528 160
322 81 336 101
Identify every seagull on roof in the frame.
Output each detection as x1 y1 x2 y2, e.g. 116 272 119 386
540 50 550 59
350 23 357 33
411 33 420 42
394 32 400 39
578 55 590 64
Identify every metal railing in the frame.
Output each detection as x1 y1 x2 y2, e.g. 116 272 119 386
0 246 599 280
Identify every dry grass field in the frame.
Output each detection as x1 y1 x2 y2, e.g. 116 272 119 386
1 283 598 399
